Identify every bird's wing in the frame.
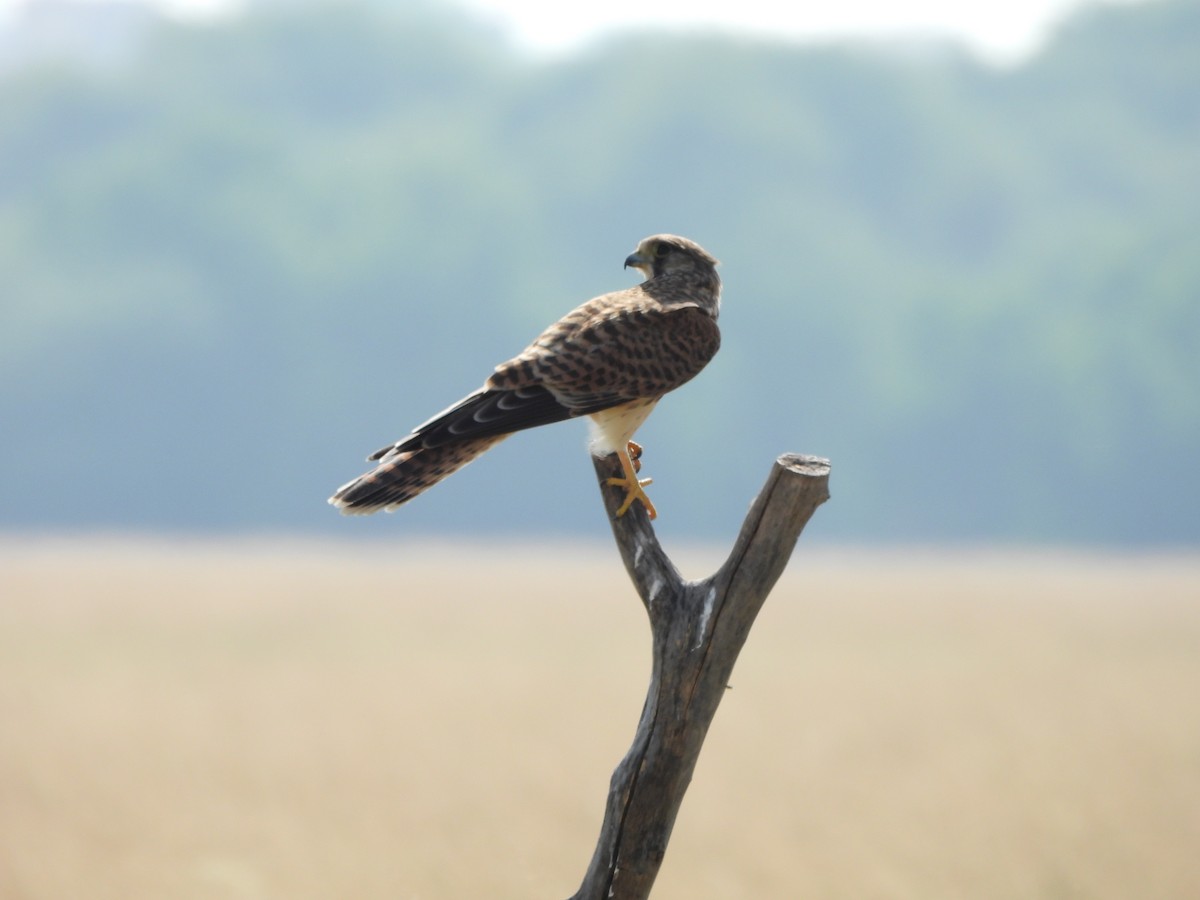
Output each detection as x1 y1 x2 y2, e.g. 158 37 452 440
368 385 573 460
514 303 721 413
370 301 718 461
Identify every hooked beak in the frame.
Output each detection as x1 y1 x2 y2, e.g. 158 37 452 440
624 251 649 271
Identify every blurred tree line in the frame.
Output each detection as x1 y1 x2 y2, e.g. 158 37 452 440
1 0 1197 545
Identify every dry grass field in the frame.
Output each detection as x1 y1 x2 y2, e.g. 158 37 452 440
1 538 1198 899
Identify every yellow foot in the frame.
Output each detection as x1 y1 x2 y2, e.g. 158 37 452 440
607 444 657 519
606 474 656 519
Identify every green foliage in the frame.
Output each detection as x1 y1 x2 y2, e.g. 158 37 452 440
2 0 1197 543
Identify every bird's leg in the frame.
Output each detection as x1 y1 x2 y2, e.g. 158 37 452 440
607 444 656 519
627 440 644 474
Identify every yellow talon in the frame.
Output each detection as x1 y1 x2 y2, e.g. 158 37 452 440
627 440 644 474
607 444 657 519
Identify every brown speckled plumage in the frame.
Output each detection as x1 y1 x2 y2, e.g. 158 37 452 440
329 234 721 517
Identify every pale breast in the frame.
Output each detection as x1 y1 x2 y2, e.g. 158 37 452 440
586 398 659 456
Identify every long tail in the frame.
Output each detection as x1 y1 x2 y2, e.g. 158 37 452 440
328 435 506 515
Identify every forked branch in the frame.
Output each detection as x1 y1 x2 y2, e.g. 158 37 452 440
569 453 831 900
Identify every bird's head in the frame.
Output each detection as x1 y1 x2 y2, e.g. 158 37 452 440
624 234 720 281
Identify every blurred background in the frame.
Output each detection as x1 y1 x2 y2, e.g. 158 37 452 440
2 0 1196 547
3 4 1199 899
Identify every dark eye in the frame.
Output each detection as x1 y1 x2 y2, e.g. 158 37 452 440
654 243 671 259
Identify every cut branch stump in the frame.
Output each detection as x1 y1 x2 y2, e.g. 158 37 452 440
569 452 831 900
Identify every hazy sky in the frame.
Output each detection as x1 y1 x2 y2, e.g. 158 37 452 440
456 0 1129 63
6 0 1145 63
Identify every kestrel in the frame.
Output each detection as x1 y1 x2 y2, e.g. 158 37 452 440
329 234 721 520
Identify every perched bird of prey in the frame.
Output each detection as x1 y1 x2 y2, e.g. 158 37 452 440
329 234 721 520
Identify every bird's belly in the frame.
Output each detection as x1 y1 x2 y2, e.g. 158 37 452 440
587 399 659 456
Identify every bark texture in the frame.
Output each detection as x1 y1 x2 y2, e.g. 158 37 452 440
570 453 831 900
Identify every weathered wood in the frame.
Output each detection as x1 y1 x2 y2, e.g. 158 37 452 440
569 453 831 900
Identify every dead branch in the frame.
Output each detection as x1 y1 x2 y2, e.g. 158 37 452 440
569 453 831 900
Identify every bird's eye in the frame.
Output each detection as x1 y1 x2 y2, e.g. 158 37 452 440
654 243 671 259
